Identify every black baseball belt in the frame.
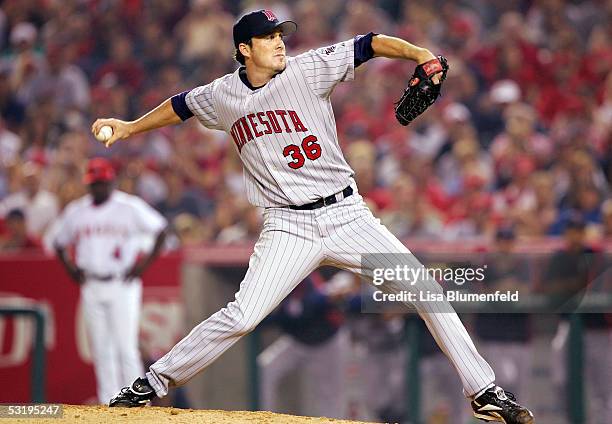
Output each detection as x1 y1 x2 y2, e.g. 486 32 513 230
288 185 354 210
85 272 123 282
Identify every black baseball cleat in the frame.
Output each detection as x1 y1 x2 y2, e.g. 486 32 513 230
471 386 534 423
109 377 156 407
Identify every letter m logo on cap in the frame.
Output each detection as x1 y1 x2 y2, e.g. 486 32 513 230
262 9 276 21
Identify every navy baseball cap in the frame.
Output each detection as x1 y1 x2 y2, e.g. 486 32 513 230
233 9 297 48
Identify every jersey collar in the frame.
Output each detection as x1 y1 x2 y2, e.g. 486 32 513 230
239 67 263 91
238 66 284 91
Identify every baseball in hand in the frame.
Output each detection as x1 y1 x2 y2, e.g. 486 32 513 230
95 125 113 142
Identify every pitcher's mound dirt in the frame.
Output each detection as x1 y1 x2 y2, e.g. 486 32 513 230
5 405 380 423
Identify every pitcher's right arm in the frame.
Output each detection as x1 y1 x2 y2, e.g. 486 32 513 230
91 98 181 147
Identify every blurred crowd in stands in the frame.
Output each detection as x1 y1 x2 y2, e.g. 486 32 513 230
0 0 611 251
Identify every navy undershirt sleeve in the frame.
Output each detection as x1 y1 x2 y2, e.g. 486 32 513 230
170 90 194 121
354 32 377 68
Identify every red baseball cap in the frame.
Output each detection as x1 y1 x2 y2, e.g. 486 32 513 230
83 158 116 184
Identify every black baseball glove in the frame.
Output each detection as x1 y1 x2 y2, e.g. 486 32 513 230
394 55 449 126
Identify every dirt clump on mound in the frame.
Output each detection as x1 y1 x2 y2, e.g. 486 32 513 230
5 405 379 424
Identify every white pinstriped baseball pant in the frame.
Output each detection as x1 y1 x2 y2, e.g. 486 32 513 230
147 191 495 398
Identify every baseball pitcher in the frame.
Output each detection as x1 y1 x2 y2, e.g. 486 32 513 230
93 10 534 423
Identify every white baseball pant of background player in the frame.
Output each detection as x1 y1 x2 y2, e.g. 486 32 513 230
147 190 495 399
50 189 167 403
81 277 143 403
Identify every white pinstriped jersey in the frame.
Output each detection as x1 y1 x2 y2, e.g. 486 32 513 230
185 39 357 207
